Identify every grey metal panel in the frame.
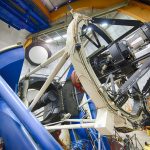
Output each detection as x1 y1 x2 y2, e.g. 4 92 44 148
41 0 68 11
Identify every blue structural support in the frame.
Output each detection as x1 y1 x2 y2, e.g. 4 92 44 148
0 75 62 150
0 0 50 32
0 100 38 150
0 47 62 150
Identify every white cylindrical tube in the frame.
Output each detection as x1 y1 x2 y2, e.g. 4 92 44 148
64 119 95 122
45 123 95 130
29 52 69 110
25 48 65 78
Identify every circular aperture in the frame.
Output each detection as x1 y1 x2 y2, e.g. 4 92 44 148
29 46 49 65
25 43 51 66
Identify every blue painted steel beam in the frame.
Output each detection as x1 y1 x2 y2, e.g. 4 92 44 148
0 16 20 30
0 47 61 149
17 0 49 25
11 0 49 28
0 0 39 32
0 76 62 150
0 0 50 32
0 100 38 150
0 5 36 32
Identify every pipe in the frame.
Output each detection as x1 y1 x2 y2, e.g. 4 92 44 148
44 119 95 126
98 132 101 150
65 119 95 122
22 78 29 107
58 63 71 81
0 75 62 150
79 98 91 108
45 123 95 130
29 52 69 110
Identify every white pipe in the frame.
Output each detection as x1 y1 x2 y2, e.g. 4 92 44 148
22 79 29 107
24 48 65 78
98 132 101 150
58 63 71 81
45 123 95 130
64 119 95 122
29 52 69 110
79 98 91 108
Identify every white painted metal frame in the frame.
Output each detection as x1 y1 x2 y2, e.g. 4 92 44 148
24 13 132 135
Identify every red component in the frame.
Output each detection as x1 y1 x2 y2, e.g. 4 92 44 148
71 71 84 92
